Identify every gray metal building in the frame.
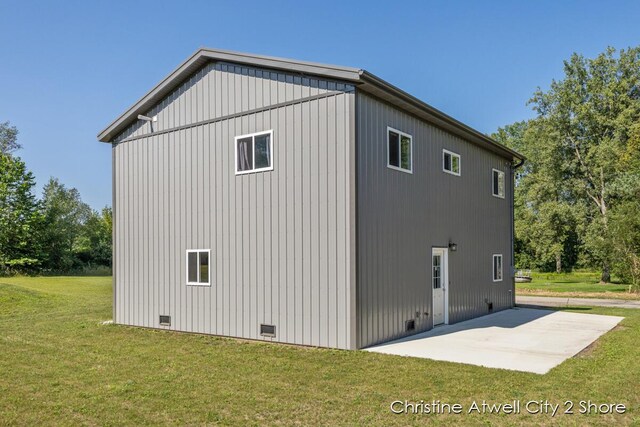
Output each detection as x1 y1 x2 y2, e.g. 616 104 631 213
98 48 524 350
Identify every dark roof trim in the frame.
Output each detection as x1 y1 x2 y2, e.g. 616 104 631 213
97 48 524 162
357 71 524 162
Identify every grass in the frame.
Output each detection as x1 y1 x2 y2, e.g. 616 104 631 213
516 271 639 300
0 276 638 426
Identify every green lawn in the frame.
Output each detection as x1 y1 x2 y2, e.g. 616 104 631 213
1 276 639 426
516 271 639 300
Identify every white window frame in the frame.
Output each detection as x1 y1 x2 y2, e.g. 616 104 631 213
492 168 505 199
492 254 503 282
386 126 413 174
186 249 211 286
442 149 461 176
234 130 274 175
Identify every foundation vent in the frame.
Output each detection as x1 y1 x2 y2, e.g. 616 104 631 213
159 315 171 326
405 319 416 331
260 324 276 337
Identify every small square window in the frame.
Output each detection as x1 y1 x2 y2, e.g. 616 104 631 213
187 250 211 286
235 130 273 174
443 149 461 176
492 169 505 198
387 127 412 173
493 254 503 282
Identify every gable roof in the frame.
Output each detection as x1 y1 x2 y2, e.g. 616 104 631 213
98 48 523 162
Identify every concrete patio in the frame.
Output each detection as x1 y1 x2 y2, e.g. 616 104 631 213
364 308 623 374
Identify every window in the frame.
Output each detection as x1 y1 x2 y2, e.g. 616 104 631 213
432 254 441 289
492 168 505 198
187 250 210 286
442 149 461 176
387 127 412 173
493 254 503 282
235 130 273 174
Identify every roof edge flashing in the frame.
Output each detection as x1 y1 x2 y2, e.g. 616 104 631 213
357 71 524 162
97 48 525 163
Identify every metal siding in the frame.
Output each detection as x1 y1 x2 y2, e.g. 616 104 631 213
114 62 338 144
112 64 355 349
356 92 514 348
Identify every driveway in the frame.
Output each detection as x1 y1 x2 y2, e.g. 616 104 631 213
364 308 623 374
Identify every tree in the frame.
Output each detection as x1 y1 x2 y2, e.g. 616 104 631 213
0 153 43 273
607 200 640 289
527 47 640 282
493 121 582 272
0 121 21 155
75 207 112 267
40 178 92 272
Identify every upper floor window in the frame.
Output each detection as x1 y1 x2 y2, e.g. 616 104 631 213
492 168 505 198
387 127 412 173
235 130 273 175
443 149 461 176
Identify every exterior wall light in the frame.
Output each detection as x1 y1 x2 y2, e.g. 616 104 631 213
448 240 457 252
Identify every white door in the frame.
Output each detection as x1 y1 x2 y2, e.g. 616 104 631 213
432 248 448 325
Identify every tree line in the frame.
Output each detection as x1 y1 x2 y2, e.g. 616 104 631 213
492 46 640 288
2 47 638 287
0 122 111 275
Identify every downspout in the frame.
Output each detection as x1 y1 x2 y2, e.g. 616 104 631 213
511 157 525 307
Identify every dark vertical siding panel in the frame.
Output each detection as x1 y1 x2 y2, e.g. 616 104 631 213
356 92 514 348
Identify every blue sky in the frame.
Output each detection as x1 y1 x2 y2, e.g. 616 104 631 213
1 1 638 209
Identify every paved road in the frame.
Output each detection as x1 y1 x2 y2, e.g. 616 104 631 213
517 295 640 309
